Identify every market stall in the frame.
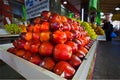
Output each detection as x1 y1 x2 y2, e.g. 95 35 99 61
0 0 105 79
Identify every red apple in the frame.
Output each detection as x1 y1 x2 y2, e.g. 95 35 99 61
51 30 67 44
61 22 71 31
66 41 78 54
22 51 32 60
33 24 41 33
30 42 40 54
79 26 84 31
60 15 67 22
53 61 75 79
20 32 26 40
24 41 31 50
67 18 73 23
7 47 16 54
49 13 61 23
53 44 72 61
40 21 50 31
84 45 90 50
24 32 32 41
70 23 75 31
73 39 82 47
50 22 63 31
84 36 90 44
67 55 82 68
39 42 53 56
13 39 26 49
40 57 55 71
29 55 41 65
64 31 74 41
78 46 88 55
12 39 18 48
72 21 79 30
16 49 25 57
32 32 40 41
71 30 81 39
77 37 86 47
75 50 86 59
27 24 34 32
33 17 41 24
39 31 51 42
12 48 19 55
85 40 94 49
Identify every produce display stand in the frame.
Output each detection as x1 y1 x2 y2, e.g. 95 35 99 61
0 34 19 37
0 29 19 38
0 29 19 44
97 35 106 41
0 41 98 80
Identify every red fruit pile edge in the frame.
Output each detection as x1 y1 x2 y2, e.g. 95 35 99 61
7 11 95 79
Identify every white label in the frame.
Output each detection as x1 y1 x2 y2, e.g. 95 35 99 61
25 0 49 19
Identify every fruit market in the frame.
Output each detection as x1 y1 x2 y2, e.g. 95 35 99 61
0 0 120 80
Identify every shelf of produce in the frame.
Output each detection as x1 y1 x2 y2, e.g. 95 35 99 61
0 41 98 80
0 29 20 38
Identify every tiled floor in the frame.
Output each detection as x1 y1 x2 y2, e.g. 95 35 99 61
92 40 120 79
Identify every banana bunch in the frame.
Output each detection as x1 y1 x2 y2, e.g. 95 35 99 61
5 24 22 34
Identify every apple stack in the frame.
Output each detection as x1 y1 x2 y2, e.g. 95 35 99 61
7 11 94 79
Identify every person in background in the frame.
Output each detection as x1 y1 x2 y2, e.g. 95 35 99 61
102 20 113 41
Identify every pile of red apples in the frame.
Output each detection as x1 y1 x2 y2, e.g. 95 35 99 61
7 11 94 79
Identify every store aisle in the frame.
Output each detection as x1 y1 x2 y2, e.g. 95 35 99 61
92 40 120 79
0 60 26 79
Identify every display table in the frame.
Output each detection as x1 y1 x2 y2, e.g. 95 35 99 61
97 35 106 41
0 41 98 80
0 29 20 44
0 29 19 38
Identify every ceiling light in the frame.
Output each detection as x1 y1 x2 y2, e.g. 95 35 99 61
63 1 67 4
115 7 120 10
100 12 104 16
109 13 113 17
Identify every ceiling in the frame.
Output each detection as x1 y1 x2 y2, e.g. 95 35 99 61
67 0 81 11
68 0 120 14
14 0 120 14
100 0 120 14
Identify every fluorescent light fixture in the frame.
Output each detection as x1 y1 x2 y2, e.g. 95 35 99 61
115 7 120 10
63 1 67 4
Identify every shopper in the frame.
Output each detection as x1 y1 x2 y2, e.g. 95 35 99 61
102 20 113 41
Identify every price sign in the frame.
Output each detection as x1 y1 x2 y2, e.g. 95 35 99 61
25 0 49 19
